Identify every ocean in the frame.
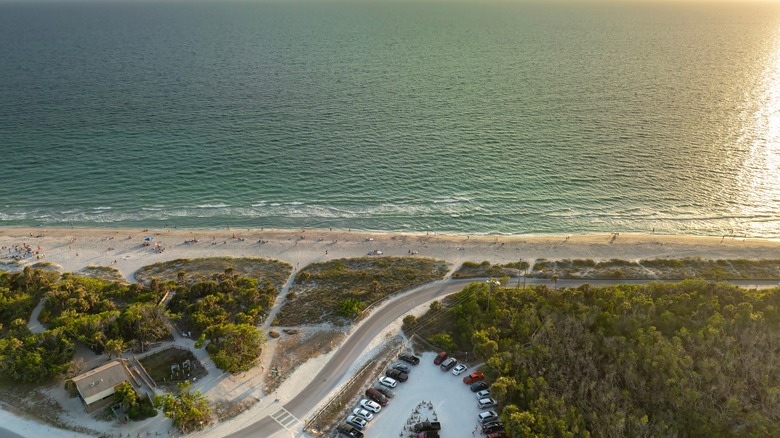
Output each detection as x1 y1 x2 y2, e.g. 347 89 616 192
1 0 779 237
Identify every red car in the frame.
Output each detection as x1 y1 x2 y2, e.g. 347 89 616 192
433 351 448 365
463 371 484 384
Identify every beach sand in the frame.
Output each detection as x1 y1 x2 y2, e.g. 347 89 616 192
1 227 778 282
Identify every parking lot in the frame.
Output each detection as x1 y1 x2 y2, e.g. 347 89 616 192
348 351 488 437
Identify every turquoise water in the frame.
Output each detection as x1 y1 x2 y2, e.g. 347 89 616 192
1 1 779 236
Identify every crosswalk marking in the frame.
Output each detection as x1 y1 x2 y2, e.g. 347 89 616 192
270 407 302 430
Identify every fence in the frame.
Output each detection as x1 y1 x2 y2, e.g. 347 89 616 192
304 359 375 435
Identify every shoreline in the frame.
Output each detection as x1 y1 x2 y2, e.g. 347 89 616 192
2 223 778 240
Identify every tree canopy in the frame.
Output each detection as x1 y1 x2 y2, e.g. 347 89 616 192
154 381 212 433
442 280 780 437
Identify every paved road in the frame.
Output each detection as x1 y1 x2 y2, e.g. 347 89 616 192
227 277 779 437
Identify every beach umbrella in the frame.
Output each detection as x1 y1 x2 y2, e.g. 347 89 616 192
144 237 154 241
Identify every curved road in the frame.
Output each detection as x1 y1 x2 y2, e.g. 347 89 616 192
227 277 779 437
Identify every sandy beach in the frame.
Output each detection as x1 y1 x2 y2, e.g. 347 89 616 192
2 227 779 282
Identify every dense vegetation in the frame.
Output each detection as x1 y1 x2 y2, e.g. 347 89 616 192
40 274 169 353
1 263 280 382
434 281 780 437
114 381 157 420
275 257 450 325
154 381 212 432
167 272 272 373
452 261 530 279
531 257 780 280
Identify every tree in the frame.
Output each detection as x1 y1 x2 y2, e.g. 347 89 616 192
205 323 265 373
402 314 417 329
120 303 170 351
154 381 211 433
115 381 138 411
337 298 364 318
105 338 125 359
427 333 455 351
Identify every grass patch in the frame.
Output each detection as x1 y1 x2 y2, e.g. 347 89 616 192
530 258 780 280
134 257 292 290
138 347 205 387
274 257 450 326
79 266 127 284
452 260 530 279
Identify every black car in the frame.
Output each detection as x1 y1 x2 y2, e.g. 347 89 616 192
399 353 420 365
385 368 409 382
393 363 411 374
482 421 505 434
470 381 489 392
337 423 365 438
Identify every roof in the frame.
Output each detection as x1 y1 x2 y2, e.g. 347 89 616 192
71 360 130 405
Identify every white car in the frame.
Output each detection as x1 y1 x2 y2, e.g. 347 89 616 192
451 363 468 376
360 398 382 413
379 376 397 388
352 408 374 422
475 389 491 399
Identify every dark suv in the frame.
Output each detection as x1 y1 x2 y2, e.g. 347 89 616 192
470 381 489 392
393 363 411 374
399 353 420 365
337 423 364 438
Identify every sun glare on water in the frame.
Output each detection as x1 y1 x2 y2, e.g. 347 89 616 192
737 23 780 235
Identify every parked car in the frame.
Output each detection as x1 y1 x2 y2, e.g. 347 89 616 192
451 363 468 376
440 357 458 371
486 432 507 438
475 389 491 399
463 371 484 384
346 415 367 430
385 368 409 382
483 421 505 434
479 411 499 424
470 381 489 392
393 363 411 374
413 421 442 432
365 388 388 405
478 397 498 409
352 407 374 422
336 423 364 438
374 384 396 398
359 398 382 413
434 351 448 365
379 376 398 388
399 353 420 365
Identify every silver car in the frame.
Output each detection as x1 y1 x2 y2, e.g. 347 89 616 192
352 407 374 422
346 415 367 430
478 397 497 409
